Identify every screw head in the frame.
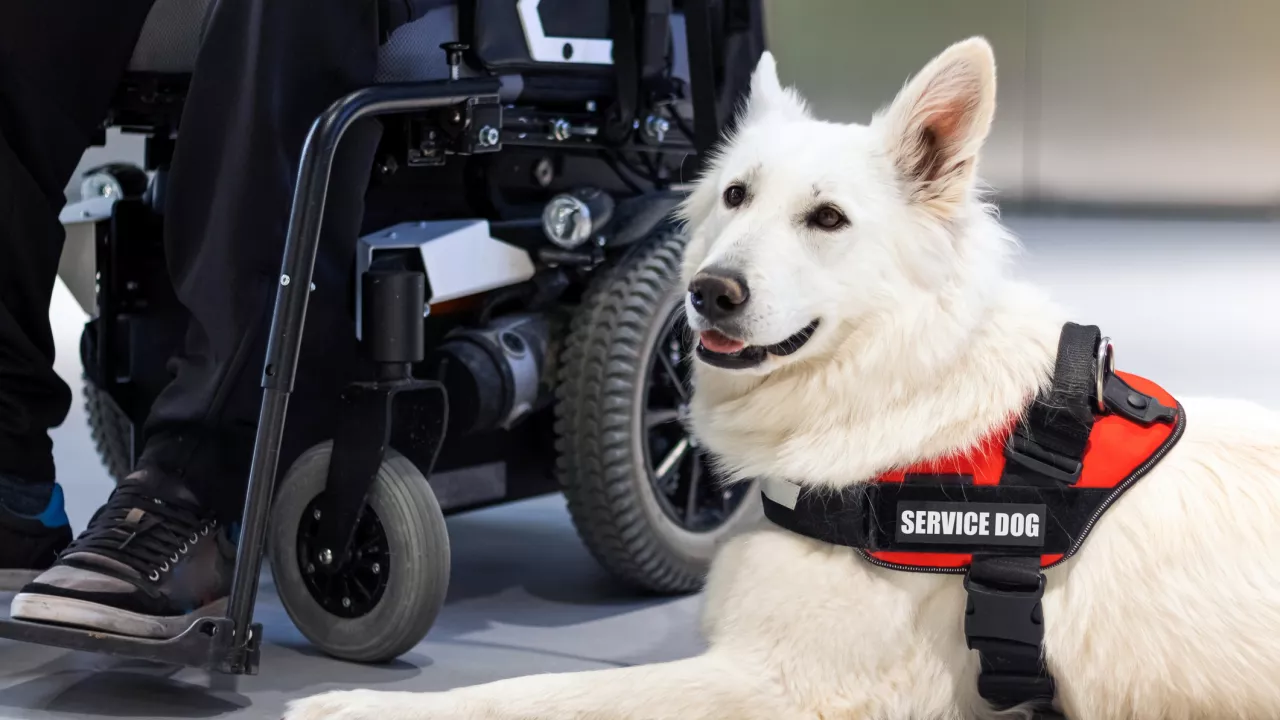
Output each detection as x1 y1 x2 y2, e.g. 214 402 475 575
306 563 315 574
643 115 670 143
371 562 381 575
341 597 351 608
312 509 321 520
533 157 554 187
479 125 500 147
318 548 333 566
280 274 291 286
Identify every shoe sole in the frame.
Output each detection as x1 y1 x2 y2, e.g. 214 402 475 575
0 570 42 593
9 592 229 639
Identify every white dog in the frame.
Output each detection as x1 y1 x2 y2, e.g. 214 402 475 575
286 38 1280 720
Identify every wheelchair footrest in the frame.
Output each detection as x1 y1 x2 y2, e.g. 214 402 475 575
0 616 262 674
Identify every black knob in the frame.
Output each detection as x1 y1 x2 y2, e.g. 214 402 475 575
440 42 469 80
441 42 469 67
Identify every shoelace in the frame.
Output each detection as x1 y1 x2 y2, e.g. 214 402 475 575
65 485 217 583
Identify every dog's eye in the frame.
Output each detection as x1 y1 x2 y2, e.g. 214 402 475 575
808 205 848 231
722 185 747 208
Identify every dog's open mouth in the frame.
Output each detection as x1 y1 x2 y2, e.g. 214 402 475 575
695 320 820 370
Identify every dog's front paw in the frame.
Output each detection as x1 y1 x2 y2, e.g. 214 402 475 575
283 690 413 720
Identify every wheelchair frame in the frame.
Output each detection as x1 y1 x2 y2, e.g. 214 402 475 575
0 0 731 675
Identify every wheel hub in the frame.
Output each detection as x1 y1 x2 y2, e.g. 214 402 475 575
296 496 390 618
642 307 750 532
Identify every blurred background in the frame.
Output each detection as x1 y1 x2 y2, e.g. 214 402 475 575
765 0 1280 211
12 2 1279 718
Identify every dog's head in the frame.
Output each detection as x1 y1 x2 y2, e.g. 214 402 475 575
680 37 1007 378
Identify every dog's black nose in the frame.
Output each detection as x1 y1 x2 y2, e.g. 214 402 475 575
688 271 750 322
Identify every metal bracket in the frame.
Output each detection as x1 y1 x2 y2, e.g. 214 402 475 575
0 617 262 675
312 378 448 568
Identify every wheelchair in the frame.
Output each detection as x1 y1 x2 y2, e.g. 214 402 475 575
0 0 766 675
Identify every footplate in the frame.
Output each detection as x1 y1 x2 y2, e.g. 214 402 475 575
0 616 262 674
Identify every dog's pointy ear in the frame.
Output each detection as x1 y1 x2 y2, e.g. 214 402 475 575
876 37 996 216
742 51 809 124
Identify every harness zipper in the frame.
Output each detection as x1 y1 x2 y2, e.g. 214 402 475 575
858 402 1187 575
1043 402 1186 569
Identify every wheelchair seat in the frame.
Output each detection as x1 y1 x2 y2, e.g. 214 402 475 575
129 0 460 82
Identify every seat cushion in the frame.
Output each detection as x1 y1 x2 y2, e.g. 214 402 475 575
127 0 458 82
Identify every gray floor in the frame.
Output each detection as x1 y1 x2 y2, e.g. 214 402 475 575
1 214 1277 719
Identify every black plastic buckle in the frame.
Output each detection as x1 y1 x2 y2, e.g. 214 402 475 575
1101 373 1177 426
1004 434 1082 487
963 573 1046 649
977 672 1057 710
965 572 1055 708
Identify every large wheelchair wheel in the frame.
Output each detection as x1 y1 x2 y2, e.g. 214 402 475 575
555 230 761 594
268 441 450 663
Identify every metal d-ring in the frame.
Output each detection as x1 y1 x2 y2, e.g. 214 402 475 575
1096 337 1114 413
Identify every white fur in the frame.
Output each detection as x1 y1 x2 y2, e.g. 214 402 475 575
285 38 1280 720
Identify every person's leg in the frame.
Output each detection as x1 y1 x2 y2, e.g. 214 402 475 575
140 0 383 522
0 0 156 589
12 0 382 636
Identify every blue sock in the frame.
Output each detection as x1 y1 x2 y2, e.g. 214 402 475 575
0 474 55 516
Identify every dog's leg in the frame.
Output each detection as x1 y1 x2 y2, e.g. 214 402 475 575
282 652 797 720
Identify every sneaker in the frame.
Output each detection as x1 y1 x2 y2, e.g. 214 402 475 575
10 471 236 638
0 484 72 592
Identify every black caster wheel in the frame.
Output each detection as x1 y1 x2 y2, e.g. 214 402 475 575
555 229 761 594
268 441 450 663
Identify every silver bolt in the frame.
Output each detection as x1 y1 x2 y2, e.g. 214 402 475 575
533 157 554 187
371 562 381 575
306 563 315 574
280 274 291 286
341 597 351 608
309 283 316 292
318 548 333 565
585 100 597 112
312 509 321 520
643 115 670 144
478 125 500 148
423 303 432 318
550 118 572 142
595 236 606 247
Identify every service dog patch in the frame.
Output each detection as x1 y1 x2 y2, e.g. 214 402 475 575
895 501 1046 547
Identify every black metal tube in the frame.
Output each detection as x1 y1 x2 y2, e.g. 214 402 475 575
224 79 502 641
684 0 719 165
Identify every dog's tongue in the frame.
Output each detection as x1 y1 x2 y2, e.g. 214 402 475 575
700 330 746 354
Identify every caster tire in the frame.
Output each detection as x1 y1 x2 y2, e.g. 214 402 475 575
555 230 761 595
268 441 450 663
83 376 133 484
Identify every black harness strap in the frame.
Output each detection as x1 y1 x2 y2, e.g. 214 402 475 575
1003 323 1100 487
970 324 1101 711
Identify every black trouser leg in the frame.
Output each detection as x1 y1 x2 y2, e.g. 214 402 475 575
138 0 382 521
0 1 156 484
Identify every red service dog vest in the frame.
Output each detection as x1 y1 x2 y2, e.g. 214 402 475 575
759 323 1184 712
